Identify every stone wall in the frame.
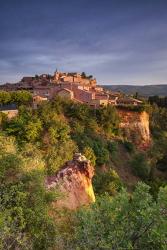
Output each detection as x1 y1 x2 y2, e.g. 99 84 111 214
1 110 18 119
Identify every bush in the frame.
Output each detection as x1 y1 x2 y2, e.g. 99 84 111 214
93 169 123 195
156 155 167 172
123 140 134 153
117 104 147 112
130 153 151 179
107 141 118 154
60 183 167 250
97 105 120 136
82 146 96 166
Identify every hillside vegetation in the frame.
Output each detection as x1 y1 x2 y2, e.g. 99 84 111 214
0 93 167 249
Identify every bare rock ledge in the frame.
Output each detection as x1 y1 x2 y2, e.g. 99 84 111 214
45 153 95 209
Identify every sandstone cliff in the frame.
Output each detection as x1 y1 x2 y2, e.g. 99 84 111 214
118 110 151 149
46 153 95 209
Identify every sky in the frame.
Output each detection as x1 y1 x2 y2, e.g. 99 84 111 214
0 0 167 85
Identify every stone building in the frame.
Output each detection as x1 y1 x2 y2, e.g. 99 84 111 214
57 88 74 100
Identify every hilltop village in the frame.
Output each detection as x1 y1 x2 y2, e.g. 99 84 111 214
0 71 142 108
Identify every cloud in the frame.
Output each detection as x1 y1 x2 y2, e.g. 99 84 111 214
0 0 167 84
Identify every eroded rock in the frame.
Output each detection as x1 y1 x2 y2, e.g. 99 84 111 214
118 110 151 150
45 153 95 209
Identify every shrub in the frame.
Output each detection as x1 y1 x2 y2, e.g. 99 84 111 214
117 104 147 112
130 153 151 179
83 146 96 166
123 140 134 153
107 141 118 154
61 183 167 250
156 155 167 172
93 169 123 195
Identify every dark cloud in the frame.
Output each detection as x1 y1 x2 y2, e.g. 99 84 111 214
0 0 167 84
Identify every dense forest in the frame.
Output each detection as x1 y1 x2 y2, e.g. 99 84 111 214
0 91 167 250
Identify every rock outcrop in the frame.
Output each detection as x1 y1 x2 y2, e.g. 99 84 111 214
118 110 151 150
46 153 95 209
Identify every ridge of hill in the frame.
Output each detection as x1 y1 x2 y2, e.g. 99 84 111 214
103 84 167 96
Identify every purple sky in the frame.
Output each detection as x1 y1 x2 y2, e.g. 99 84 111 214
0 0 167 85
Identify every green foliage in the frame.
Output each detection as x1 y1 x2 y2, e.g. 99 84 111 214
0 91 11 104
45 140 76 174
11 91 32 105
146 178 167 199
0 135 16 154
0 154 23 181
0 90 32 105
117 104 148 112
150 104 167 134
107 141 118 154
0 112 7 126
0 150 56 249
123 140 135 153
93 139 110 165
66 102 91 121
93 169 123 195
25 118 42 142
62 183 167 250
1 94 166 249
97 105 120 136
130 153 151 180
82 146 96 166
149 95 167 108
156 155 167 172
47 119 70 144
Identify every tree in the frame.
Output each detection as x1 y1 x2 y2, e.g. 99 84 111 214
11 91 32 105
25 118 42 142
156 155 167 171
62 183 167 250
81 72 86 78
45 140 76 174
130 153 151 180
35 74 39 80
0 91 11 104
97 105 120 136
88 75 93 79
93 169 123 195
0 143 56 249
83 146 96 166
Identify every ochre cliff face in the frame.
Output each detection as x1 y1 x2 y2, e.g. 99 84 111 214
46 153 95 209
118 110 151 150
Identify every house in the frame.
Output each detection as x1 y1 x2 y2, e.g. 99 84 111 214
0 104 18 119
73 89 95 103
109 96 118 105
21 77 34 82
33 95 48 109
95 93 109 100
91 99 108 107
57 88 74 100
53 71 96 86
33 86 51 98
117 97 143 105
40 74 48 78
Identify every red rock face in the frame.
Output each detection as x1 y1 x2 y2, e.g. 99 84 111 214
45 153 95 209
118 110 151 150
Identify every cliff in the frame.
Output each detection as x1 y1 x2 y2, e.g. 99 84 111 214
46 153 95 209
118 110 151 149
